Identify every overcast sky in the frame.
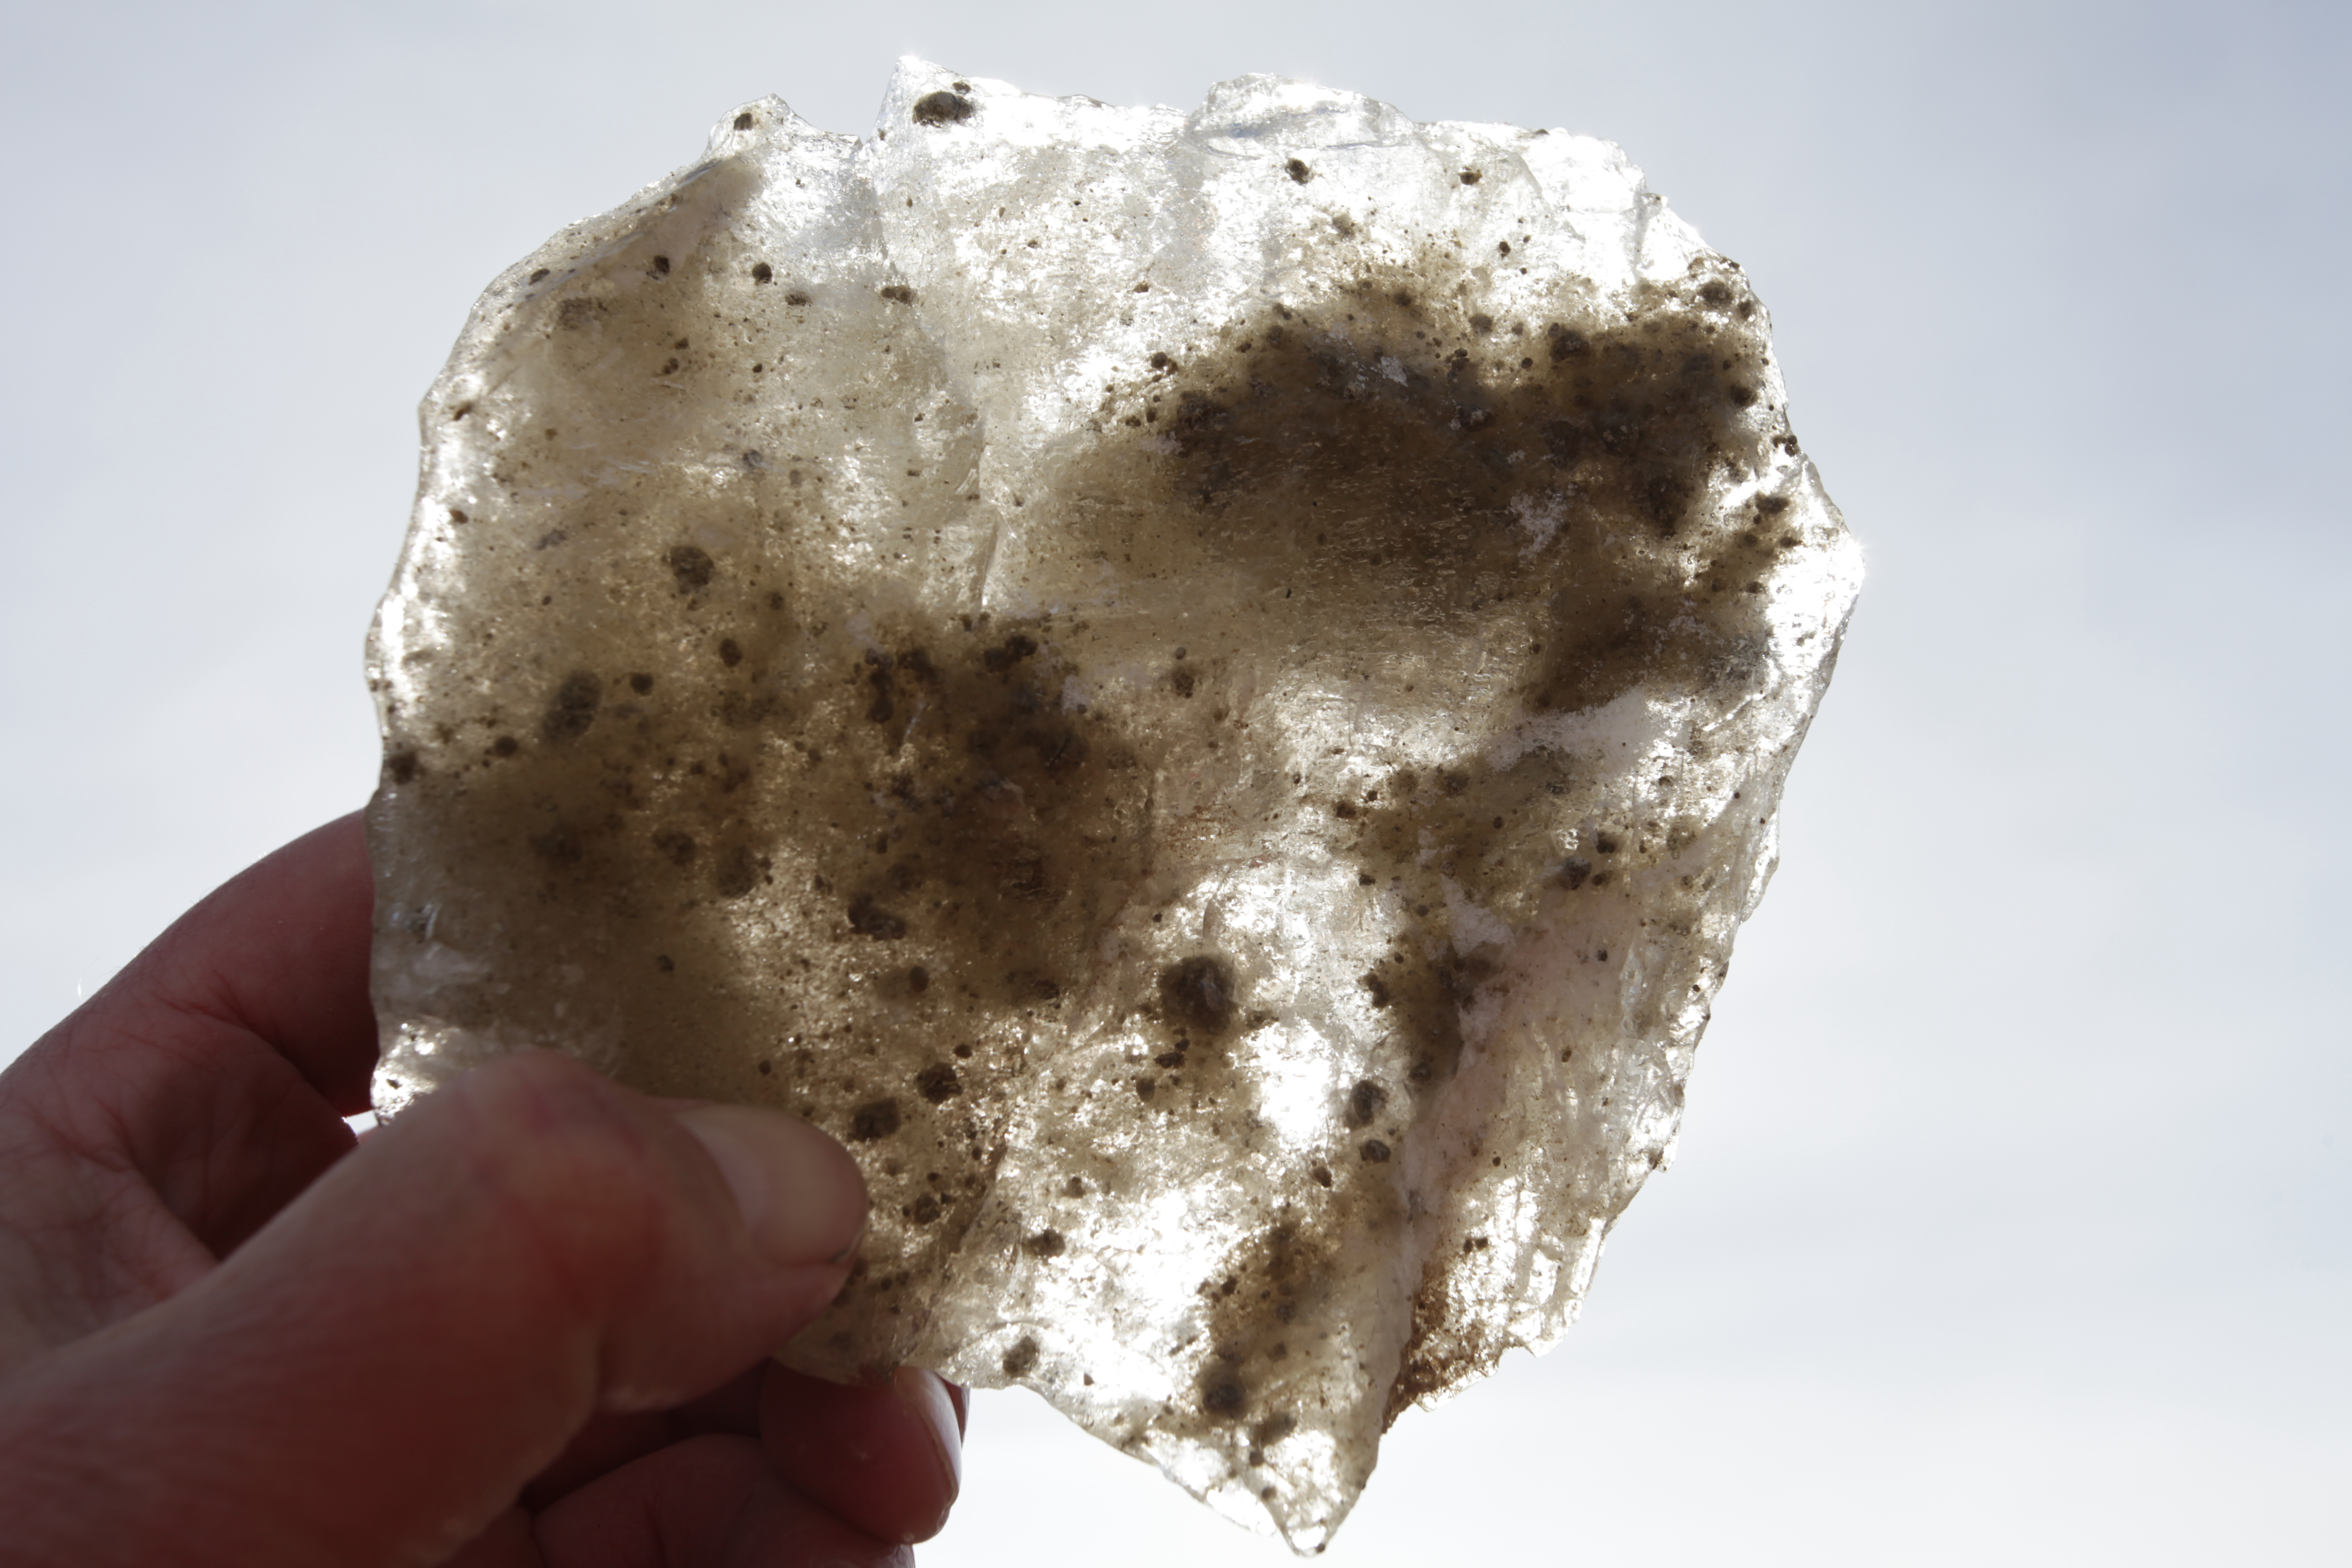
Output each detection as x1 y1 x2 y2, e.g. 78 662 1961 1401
2 1 2345 1561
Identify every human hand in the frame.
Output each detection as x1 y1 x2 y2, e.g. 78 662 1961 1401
0 814 963 1566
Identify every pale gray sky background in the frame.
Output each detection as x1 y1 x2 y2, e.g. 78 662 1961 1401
1 0 2344 1561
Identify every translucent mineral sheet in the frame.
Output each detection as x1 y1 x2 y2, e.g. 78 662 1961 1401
366 60 1861 1550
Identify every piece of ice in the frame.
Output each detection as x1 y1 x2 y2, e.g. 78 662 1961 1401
366 59 1860 1550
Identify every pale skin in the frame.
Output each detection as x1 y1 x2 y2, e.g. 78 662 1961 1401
0 813 963 1566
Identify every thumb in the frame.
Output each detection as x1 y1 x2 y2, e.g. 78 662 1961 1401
0 1052 866 1568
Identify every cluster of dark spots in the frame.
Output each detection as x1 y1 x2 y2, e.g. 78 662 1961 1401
1159 955 1238 1035
1200 1367 1247 1418
712 844 765 897
751 621 1150 1021
651 829 696 866
849 1098 902 1140
847 894 908 938
1247 1411 1298 1467
1285 157 1312 183
861 650 903 724
1384 1270 1497 1427
1002 1335 1041 1377
862 645 937 728
384 749 420 785
1357 747 1589 940
1558 856 1592 890
666 543 715 593
1065 263 1772 726
1022 1228 1066 1259
911 89 974 125
541 671 603 742
879 284 916 305
1187 1215 1368 1440
916 1062 962 1102
980 633 1037 672
1340 757 1604 1023
1169 664 1196 698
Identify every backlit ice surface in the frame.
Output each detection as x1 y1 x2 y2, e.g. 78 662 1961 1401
366 60 1861 1550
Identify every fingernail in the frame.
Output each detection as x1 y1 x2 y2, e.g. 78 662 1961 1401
894 1365 964 1512
674 1104 867 1266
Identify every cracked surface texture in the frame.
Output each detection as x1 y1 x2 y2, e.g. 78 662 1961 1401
366 59 1861 1550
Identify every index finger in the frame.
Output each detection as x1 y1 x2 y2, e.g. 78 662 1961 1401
30 810 379 1115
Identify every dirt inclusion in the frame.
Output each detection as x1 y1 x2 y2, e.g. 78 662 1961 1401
366 61 1861 1552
